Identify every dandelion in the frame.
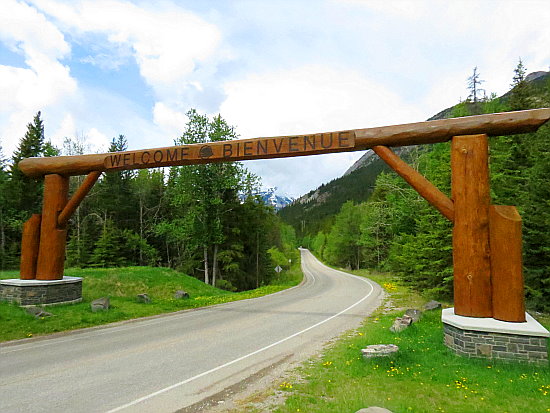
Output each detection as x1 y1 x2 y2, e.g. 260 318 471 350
383 282 397 291
279 382 293 389
323 361 333 367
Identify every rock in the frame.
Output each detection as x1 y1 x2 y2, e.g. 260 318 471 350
91 297 110 312
26 307 52 318
137 293 151 303
356 407 393 413
404 308 422 323
174 290 190 299
424 300 442 311
361 344 399 359
390 315 412 333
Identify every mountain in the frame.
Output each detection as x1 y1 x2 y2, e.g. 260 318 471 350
257 187 294 210
279 71 550 236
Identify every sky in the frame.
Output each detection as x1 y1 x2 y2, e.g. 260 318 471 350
0 0 549 198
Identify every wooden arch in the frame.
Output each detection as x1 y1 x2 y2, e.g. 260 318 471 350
18 108 550 322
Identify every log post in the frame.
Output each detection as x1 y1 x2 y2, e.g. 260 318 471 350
489 205 526 322
451 134 492 317
36 174 69 280
19 214 42 280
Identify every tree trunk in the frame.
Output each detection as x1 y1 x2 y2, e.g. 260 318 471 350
203 245 209 284
212 244 218 287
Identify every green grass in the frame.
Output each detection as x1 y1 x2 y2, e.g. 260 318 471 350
0 262 303 343
253 270 550 413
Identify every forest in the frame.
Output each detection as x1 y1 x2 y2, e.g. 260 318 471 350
300 62 550 311
0 109 298 292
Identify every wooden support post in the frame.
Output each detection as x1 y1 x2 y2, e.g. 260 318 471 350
372 146 454 221
451 134 492 318
36 174 69 281
19 214 41 280
489 205 526 322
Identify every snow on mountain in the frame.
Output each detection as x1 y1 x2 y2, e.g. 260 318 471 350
261 187 293 210
249 187 293 210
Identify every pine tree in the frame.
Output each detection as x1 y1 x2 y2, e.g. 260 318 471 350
0 140 7 269
164 110 253 285
508 58 530 110
9 112 46 214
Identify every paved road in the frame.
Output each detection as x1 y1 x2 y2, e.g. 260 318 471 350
0 249 383 413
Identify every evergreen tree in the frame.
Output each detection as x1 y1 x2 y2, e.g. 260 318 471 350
323 201 364 269
9 112 46 214
161 110 258 285
0 140 7 269
508 58 530 110
88 221 125 267
523 124 550 311
95 135 136 227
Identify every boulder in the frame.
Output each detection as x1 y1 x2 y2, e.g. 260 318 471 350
424 300 442 311
390 315 412 333
26 307 52 318
356 407 393 413
404 308 422 323
361 344 399 359
137 293 151 304
174 290 190 299
91 297 110 312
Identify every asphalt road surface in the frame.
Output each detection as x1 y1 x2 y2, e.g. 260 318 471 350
0 249 383 412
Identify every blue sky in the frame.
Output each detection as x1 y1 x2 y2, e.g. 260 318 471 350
1 0 549 197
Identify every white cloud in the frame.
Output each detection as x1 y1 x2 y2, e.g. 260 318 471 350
31 0 222 100
86 127 109 152
153 102 188 139
0 0 77 155
220 64 423 196
221 64 422 138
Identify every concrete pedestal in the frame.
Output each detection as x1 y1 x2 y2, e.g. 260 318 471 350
0 277 82 306
442 308 549 365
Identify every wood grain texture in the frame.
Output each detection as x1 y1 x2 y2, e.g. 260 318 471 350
489 205 526 322
451 134 492 318
18 108 550 177
36 174 69 281
19 214 41 280
372 145 454 221
58 171 102 227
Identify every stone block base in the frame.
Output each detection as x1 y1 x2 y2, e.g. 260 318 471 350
0 277 82 306
442 308 549 365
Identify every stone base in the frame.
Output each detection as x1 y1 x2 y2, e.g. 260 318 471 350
442 308 549 365
0 277 82 306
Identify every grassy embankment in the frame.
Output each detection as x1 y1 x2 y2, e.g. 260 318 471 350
0 261 302 343
239 269 550 413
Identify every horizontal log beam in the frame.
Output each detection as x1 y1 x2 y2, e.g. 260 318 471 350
18 108 550 177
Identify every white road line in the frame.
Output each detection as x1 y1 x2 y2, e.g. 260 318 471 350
106 258 375 413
